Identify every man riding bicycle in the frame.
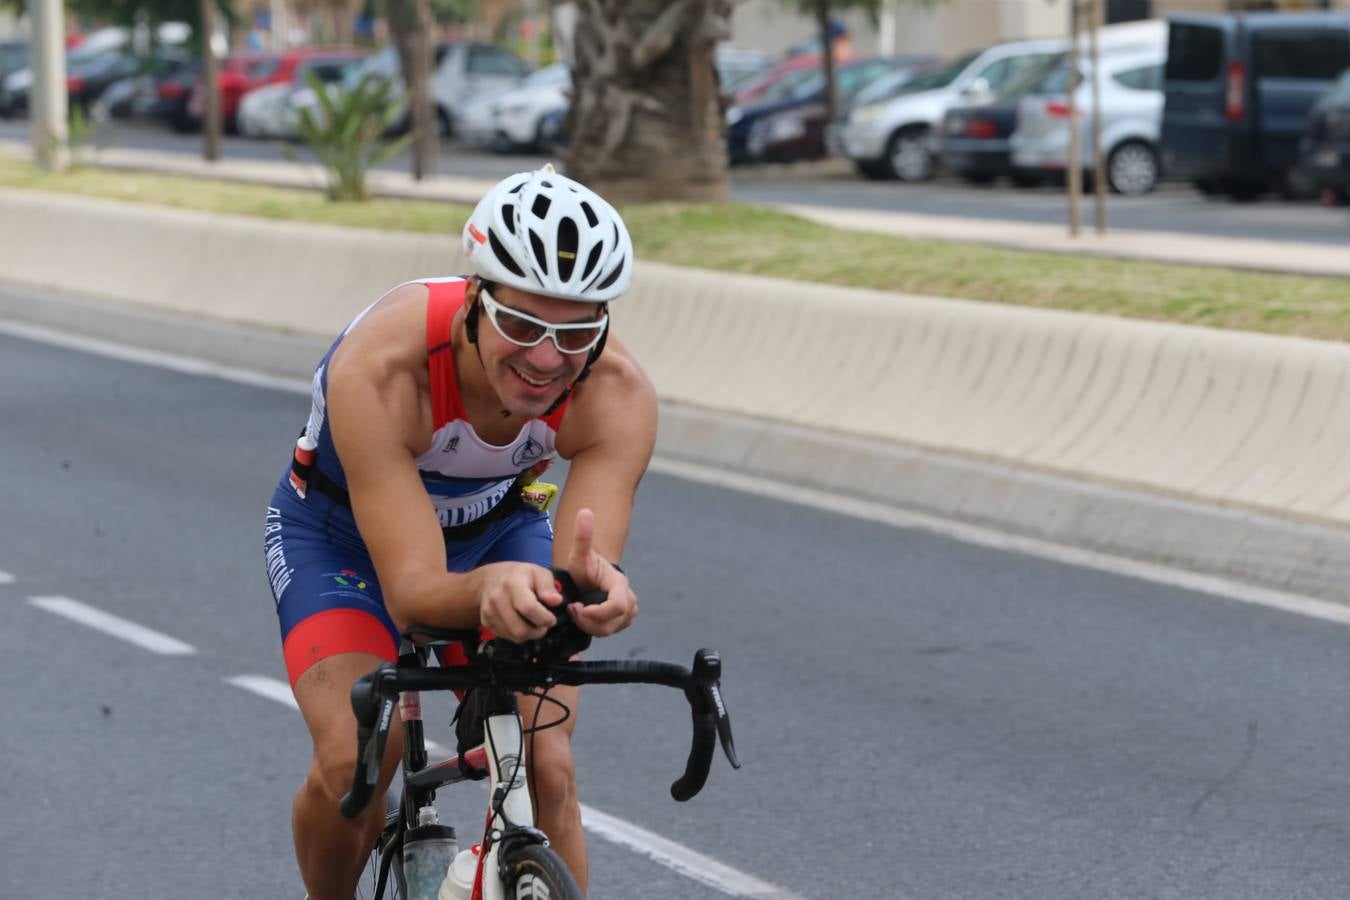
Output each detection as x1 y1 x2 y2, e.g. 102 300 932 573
261 166 657 900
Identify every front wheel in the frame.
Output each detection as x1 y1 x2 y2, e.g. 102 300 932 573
500 844 582 900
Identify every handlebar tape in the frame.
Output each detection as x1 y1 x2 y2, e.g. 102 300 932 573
671 712 717 802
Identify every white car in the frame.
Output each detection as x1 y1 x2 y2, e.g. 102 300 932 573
1009 47 1166 195
839 19 1165 182
236 56 361 139
455 62 570 152
331 42 529 136
839 37 1066 181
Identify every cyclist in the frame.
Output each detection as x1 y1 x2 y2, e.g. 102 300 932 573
262 166 656 900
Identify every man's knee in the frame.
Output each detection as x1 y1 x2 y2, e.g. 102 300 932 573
530 729 578 805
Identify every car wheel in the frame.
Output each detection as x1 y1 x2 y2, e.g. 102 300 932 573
885 126 934 182
1106 141 1158 196
437 107 452 137
1009 170 1044 189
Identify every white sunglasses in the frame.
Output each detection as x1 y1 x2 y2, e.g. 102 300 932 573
479 287 608 355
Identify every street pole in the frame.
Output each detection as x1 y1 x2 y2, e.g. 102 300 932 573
1089 0 1106 234
27 0 67 172
1065 0 1082 237
200 0 221 162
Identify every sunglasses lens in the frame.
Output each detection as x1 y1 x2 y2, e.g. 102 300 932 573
493 308 547 346
556 325 605 352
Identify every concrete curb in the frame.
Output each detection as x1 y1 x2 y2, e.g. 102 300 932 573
3 188 1349 604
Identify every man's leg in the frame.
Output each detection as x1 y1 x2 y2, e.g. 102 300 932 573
292 652 405 900
519 684 587 894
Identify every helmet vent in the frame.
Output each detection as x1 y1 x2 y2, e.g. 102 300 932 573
508 183 524 194
595 257 625 292
558 218 579 281
501 204 516 234
580 202 598 228
528 230 549 277
488 229 526 278
580 244 601 282
531 195 552 219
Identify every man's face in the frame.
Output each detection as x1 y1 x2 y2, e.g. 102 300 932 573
472 282 605 419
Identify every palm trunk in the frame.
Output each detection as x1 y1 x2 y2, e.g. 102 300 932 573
816 0 837 127
564 0 732 204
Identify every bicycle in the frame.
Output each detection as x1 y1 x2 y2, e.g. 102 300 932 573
339 568 741 900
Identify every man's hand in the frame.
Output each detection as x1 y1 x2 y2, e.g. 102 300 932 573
475 562 564 643
565 508 638 637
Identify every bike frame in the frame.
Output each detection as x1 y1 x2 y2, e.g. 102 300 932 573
392 644 550 900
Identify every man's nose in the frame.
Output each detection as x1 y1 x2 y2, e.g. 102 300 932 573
523 336 566 368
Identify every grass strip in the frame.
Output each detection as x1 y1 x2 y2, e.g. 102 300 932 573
2 153 1347 341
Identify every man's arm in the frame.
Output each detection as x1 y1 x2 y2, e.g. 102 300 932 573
327 285 563 640
553 339 658 635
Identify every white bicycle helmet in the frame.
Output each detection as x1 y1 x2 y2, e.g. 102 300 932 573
462 165 633 303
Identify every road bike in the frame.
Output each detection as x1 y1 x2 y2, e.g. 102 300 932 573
340 569 740 900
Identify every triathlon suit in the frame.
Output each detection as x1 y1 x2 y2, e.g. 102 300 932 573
263 277 568 687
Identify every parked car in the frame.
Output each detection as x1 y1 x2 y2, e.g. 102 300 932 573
0 39 29 118
432 41 531 135
1161 12 1350 200
186 48 365 131
1010 46 1167 195
939 54 1064 185
838 39 1065 181
731 52 823 106
823 56 938 154
143 57 202 131
236 54 365 138
455 61 569 151
1297 67 1350 203
91 50 195 121
728 57 898 164
839 20 1164 182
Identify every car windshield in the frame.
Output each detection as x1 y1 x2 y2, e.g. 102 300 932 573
899 51 980 92
994 53 1067 99
760 66 820 102
521 63 568 88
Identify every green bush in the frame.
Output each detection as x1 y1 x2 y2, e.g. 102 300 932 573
288 71 412 202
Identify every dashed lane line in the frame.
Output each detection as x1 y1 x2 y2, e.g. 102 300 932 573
28 596 196 655
226 674 804 899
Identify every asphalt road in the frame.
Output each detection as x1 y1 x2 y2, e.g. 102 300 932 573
6 323 1350 898
2 118 1348 246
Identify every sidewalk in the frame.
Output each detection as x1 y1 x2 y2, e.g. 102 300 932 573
3 138 1348 279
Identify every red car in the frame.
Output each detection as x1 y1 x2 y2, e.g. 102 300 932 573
188 47 365 130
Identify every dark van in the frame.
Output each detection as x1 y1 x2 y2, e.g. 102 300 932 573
1161 12 1350 199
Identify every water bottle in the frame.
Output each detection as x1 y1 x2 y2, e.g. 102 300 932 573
402 806 457 900
437 843 481 900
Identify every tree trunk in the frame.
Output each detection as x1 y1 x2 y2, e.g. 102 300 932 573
386 0 437 179
200 0 221 162
565 0 732 204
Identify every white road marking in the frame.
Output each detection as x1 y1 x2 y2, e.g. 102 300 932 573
579 804 807 900
28 595 196 655
650 457 1350 627
226 674 299 709
0 570 14 585
226 674 790 898
0 318 312 395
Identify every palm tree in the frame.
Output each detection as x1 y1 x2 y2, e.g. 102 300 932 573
563 0 733 203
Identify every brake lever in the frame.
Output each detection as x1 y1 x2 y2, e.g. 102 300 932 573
692 649 740 769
